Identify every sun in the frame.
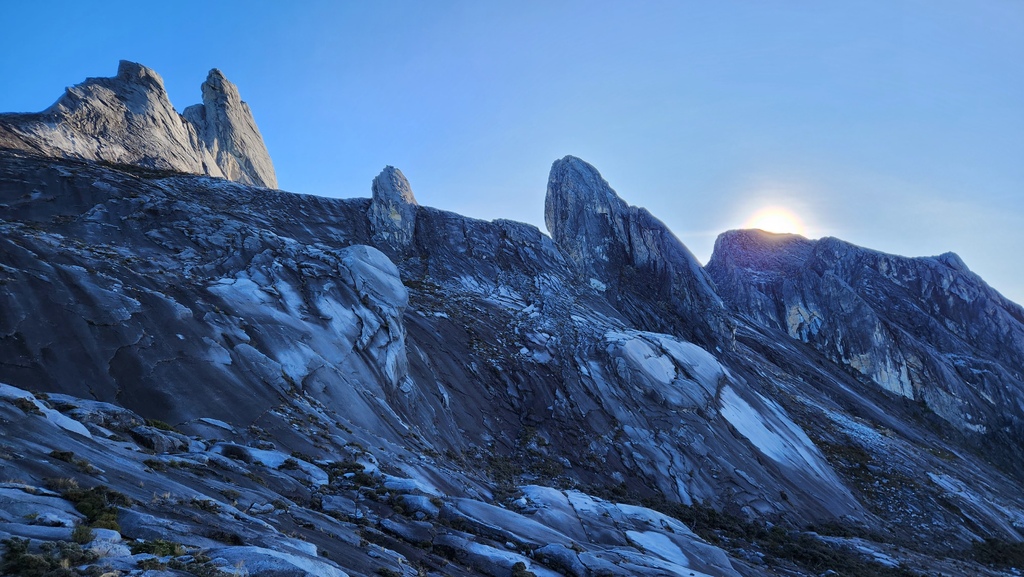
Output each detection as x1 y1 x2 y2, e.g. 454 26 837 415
744 206 806 236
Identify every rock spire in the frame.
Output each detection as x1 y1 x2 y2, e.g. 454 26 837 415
545 155 730 345
369 166 418 253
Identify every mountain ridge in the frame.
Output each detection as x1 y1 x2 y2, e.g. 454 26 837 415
1 62 1023 577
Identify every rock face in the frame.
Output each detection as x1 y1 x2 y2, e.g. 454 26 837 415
545 156 730 345
0 61 276 188
707 229 1024 443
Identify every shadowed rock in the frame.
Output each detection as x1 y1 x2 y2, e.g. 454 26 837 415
545 155 730 345
369 165 418 253
708 228 1024 439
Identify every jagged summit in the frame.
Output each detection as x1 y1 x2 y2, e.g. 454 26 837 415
109 59 166 88
545 155 729 344
0 60 276 188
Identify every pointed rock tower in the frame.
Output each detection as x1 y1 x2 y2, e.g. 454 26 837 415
368 166 418 254
545 155 731 345
183 69 276 188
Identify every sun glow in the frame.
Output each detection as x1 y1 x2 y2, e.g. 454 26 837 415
744 206 806 236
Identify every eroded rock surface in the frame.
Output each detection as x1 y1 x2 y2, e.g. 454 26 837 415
369 165 418 254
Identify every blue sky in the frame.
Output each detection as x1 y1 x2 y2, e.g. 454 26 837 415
2 1 1022 302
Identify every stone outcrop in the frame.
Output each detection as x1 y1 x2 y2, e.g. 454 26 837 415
368 165 418 253
545 155 730 345
0 61 276 187
707 229 1024 436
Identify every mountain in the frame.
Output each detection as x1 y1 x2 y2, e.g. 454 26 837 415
0 62 1022 577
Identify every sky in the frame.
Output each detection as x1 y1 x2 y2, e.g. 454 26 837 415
2 1 1022 302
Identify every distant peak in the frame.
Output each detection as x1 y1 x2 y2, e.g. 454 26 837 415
0 61 276 189
372 166 417 206
708 229 816 274
545 156 624 238
938 251 968 272
545 155 729 344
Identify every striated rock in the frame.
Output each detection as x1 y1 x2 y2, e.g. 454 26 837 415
707 229 1024 440
368 165 418 253
0 60 275 187
544 155 731 345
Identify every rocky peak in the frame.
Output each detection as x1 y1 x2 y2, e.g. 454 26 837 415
111 59 166 90
0 61 276 188
707 229 815 276
182 68 277 188
368 166 418 253
545 155 730 345
372 165 417 205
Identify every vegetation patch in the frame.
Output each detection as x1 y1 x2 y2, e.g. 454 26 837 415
62 485 132 531
145 418 179 432
131 539 185 557
1 538 99 577
652 500 920 577
12 397 44 416
47 450 99 475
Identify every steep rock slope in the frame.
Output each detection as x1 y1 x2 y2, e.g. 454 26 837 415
0 61 276 187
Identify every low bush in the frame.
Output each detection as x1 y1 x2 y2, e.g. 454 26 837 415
1 538 99 577
62 485 132 531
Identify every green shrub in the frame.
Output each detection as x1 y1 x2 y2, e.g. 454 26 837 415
62 485 132 531
71 524 94 544
137 557 168 570
511 561 537 577
145 418 178 432
12 397 43 415
49 450 76 462
1 538 99 577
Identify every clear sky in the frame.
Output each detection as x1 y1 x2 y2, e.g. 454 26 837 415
2 1 1022 302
